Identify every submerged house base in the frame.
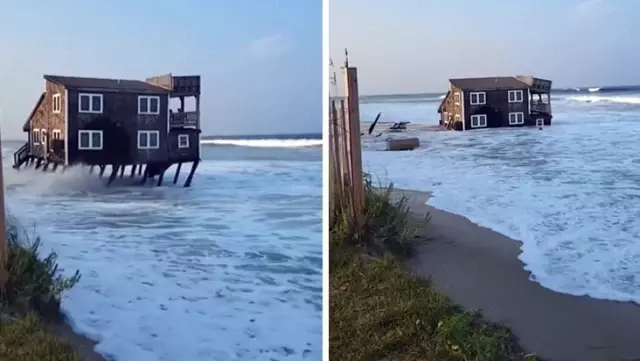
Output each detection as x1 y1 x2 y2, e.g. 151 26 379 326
13 73 203 187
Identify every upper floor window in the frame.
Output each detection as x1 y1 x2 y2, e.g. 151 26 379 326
52 94 61 113
454 92 460 104
138 96 160 115
78 130 103 150
79 93 103 113
470 92 486 105
52 129 62 140
508 90 524 103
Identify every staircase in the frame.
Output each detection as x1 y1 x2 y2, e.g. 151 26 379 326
12 142 29 169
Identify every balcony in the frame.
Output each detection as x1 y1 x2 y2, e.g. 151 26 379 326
530 101 551 114
170 111 198 128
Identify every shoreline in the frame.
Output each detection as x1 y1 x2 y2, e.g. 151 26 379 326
48 318 107 361
395 188 640 361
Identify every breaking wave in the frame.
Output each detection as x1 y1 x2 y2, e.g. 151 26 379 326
201 138 322 148
568 95 640 105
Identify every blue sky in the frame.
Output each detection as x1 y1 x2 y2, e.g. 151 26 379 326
330 0 640 95
0 0 321 139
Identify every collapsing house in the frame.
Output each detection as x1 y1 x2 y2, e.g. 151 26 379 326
14 73 202 187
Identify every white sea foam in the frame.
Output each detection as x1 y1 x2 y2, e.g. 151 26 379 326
3 148 322 361
361 93 640 304
201 138 322 148
568 95 640 105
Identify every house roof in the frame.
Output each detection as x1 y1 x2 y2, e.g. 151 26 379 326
43 75 170 93
449 77 529 91
437 91 450 113
23 92 45 132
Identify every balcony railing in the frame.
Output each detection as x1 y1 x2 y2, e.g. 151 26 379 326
170 111 198 128
530 102 551 114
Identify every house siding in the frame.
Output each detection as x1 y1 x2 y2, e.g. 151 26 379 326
464 88 532 129
66 90 169 165
168 129 200 162
30 81 66 159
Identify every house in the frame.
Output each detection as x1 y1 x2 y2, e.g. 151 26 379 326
13 73 202 187
437 76 552 131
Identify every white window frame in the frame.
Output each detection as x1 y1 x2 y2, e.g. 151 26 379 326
32 129 40 145
52 94 61 113
508 90 524 103
52 129 62 140
470 114 487 128
138 96 161 115
178 134 190 148
41 129 48 145
454 92 460 104
78 93 103 114
454 114 461 122
78 130 103 150
536 118 544 127
470 92 486 105
508 112 525 125
137 130 160 149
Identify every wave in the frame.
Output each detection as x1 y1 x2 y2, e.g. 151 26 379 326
200 138 322 148
568 95 640 105
555 85 640 94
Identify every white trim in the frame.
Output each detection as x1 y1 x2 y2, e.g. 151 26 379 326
470 114 487 128
41 129 48 145
138 95 161 115
78 93 103 114
508 112 525 125
137 130 160 149
454 92 460 105
166 94 171 133
178 134 189 148
536 118 544 127
460 91 466 131
32 128 40 145
78 130 103 150
52 93 62 113
526 89 531 114
64 89 69 165
52 129 62 140
508 90 524 103
469 92 486 105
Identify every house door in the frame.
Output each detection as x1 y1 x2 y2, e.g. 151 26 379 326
536 118 544 127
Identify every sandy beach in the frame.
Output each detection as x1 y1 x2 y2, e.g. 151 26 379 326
394 188 640 361
49 321 106 361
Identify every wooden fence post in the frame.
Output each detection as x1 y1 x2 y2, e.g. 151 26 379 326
0 126 8 286
344 67 365 229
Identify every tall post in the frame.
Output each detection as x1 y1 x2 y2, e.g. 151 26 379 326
343 66 365 229
0 125 8 286
195 95 201 129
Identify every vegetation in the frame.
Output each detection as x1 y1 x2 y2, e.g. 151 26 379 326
0 219 83 361
329 177 539 361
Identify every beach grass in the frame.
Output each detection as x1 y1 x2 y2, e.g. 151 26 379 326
329 178 539 361
0 219 84 360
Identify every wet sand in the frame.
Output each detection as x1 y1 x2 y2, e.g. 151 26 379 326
49 321 107 361
394 188 640 361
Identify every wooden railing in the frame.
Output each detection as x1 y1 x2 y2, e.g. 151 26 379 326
170 111 198 128
531 102 551 114
12 142 29 169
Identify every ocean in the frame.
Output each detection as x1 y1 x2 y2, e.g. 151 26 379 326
2 133 322 361
360 86 640 304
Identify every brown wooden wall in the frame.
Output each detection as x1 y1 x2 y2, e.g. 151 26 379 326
463 88 534 129
66 90 169 165
30 81 66 159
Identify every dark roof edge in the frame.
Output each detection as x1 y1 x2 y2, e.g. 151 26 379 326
23 92 46 131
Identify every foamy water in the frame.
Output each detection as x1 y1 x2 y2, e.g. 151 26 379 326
3 139 322 361
361 91 640 303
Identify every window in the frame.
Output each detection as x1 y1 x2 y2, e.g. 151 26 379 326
470 92 486 105
508 90 524 103
52 94 61 113
470 114 487 128
178 134 189 148
32 129 40 145
455 114 461 122
509 112 525 125
536 118 544 127
454 92 460 104
78 130 103 150
41 130 48 145
79 93 103 113
138 130 160 149
138 96 160 115
52 129 61 140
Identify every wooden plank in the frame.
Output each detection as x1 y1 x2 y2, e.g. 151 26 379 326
344 67 364 228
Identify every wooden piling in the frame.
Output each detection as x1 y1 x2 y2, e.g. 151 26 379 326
130 165 137 178
120 165 125 178
184 161 199 187
173 162 182 184
99 165 106 177
107 165 119 185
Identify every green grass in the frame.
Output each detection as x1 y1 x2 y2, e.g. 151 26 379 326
329 178 539 361
0 219 83 360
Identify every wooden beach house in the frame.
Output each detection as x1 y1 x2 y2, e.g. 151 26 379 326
14 73 202 187
437 76 552 131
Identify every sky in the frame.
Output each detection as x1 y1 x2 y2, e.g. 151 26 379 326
330 0 640 95
0 0 321 139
